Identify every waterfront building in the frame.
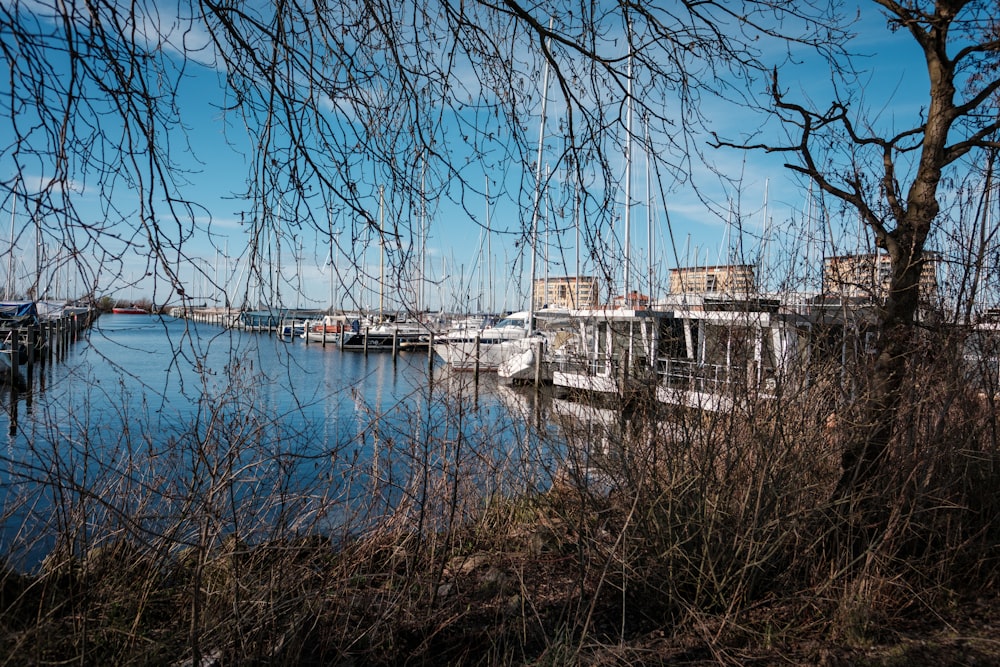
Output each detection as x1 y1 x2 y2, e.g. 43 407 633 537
612 291 651 309
532 276 600 310
822 252 940 302
668 264 755 296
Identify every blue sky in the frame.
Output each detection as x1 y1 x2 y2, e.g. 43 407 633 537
0 2 939 311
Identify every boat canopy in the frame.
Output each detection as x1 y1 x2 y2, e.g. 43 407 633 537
0 301 38 323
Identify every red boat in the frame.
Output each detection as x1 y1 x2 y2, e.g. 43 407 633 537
112 305 150 315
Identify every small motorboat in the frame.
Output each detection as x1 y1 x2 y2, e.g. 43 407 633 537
112 305 150 315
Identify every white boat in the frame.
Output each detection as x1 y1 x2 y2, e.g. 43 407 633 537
342 320 432 352
653 295 810 412
432 311 533 371
497 327 576 383
36 300 68 320
496 339 542 382
434 310 569 372
551 307 672 396
301 315 349 343
112 305 149 315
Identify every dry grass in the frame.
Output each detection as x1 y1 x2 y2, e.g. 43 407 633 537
2 351 1000 665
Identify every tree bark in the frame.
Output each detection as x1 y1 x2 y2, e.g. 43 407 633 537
834 247 925 497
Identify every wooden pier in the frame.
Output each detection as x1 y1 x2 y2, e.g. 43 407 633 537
171 306 445 369
2 307 99 391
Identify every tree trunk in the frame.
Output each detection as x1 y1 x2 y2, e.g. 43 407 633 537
835 200 936 498
833 11 952 497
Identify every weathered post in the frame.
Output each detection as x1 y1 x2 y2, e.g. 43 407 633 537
534 338 543 387
25 326 35 392
474 332 481 382
8 344 16 390
59 318 67 361
8 376 17 436
427 331 435 376
47 320 55 364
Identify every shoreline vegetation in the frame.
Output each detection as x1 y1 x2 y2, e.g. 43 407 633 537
3 345 999 665
2 482 998 665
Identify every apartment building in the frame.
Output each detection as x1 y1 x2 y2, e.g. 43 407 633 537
823 252 939 301
532 275 600 310
667 264 755 295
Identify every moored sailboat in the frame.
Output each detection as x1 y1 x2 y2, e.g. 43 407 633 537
301 314 349 343
341 319 433 352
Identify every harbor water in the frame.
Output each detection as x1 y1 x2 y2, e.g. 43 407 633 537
0 314 555 570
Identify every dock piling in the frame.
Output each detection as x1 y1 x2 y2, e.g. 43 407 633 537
474 332 481 383
427 332 435 376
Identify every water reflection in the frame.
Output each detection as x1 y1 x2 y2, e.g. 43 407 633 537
0 315 561 569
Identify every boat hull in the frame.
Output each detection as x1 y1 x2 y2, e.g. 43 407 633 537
497 341 550 383
342 331 431 352
302 330 344 344
433 338 525 371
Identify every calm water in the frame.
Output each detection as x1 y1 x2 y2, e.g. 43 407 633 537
0 314 552 568
3 313 525 433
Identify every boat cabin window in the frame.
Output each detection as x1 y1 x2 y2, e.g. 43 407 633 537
496 317 526 328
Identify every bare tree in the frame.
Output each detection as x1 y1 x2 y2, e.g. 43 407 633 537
2 1 848 311
716 0 1000 497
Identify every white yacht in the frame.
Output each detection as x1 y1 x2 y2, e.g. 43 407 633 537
433 310 569 372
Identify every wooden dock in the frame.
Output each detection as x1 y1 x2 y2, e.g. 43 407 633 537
1 307 99 390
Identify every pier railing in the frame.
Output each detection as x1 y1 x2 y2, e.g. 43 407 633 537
553 354 619 379
656 357 739 396
656 357 784 399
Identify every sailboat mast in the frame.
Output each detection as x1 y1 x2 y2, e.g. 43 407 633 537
645 114 653 303
575 181 580 309
224 239 230 309
485 176 493 314
214 249 220 306
274 201 281 309
420 156 428 314
7 192 15 299
295 235 303 309
623 42 633 307
326 207 335 312
333 230 341 312
378 185 385 320
528 19 553 331
34 203 41 300
544 165 551 307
